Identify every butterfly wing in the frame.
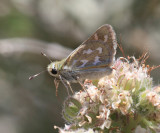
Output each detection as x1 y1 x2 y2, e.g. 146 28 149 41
63 24 117 70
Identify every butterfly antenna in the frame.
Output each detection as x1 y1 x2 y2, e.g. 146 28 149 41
29 70 46 80
41 52 52 63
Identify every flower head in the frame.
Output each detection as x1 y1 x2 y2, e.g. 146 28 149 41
58 57 160 133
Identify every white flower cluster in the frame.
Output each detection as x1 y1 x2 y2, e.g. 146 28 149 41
56 57 160 133
54 126 98 133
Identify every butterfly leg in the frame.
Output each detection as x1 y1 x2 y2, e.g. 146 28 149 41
66 81 74 94
54 78 60 96
59 75 70 96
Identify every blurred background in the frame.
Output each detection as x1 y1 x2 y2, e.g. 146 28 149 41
0 0 160 133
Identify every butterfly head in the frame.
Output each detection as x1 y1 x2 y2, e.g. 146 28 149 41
47 62 59 77
29 61 60 80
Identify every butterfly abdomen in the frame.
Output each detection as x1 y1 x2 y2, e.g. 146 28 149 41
61 67 112 83
76 67 112 81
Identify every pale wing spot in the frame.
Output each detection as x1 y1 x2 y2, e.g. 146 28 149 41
83 49 93 54
96 47 102 54
72 60 77 66
104 35 108 42
94 33 98 40
93 56 101 65
78 60 88 68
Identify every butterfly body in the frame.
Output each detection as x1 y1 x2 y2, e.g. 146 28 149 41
47 24 117 84
48 61 113 83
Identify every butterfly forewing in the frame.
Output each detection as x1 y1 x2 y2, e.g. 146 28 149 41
63 24 117 70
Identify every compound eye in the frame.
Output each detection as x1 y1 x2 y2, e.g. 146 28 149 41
51 69 57 75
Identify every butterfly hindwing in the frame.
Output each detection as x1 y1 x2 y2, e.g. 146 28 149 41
63 24 117 70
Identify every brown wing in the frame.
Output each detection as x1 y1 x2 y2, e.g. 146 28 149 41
63 24 117 70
